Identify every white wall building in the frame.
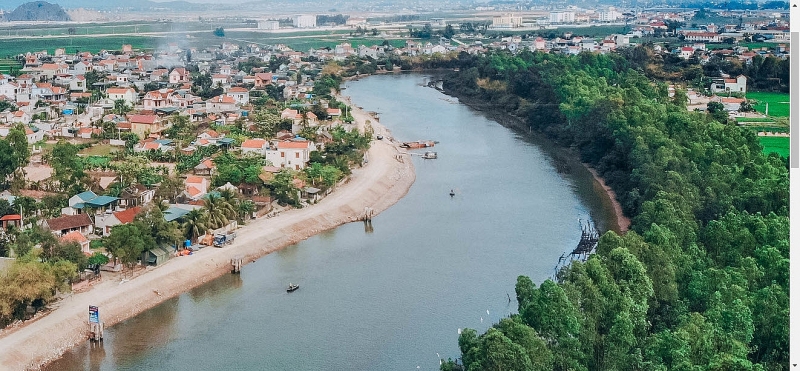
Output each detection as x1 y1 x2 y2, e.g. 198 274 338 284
258 20 280 30
293 15 316 28
492 14 522 28
265 140 315 170
549 11 576 24
598 9 621 22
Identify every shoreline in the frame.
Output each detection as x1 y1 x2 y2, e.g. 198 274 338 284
0 89 416 371
441 90 631 234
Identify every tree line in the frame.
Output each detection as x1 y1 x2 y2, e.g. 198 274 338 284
438 49 788 370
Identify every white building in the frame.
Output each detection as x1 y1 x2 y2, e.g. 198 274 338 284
492 14 522 28
265 140 315 170
711 75 747 94
549 11 575 24
258 20 280 30
598 9 621 22
293 15 316 28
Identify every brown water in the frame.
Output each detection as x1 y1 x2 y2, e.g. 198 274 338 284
46 73 616 371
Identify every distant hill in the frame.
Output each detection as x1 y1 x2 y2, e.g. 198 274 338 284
5 1 70 21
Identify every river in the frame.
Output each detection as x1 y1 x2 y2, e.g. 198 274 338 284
46 73 616 371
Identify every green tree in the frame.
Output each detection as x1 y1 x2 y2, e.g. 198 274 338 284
105 223 154 269
182 209 209 242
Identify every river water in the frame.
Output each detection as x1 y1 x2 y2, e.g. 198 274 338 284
46 74 615 371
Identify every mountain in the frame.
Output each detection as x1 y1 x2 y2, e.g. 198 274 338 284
5 1 70 21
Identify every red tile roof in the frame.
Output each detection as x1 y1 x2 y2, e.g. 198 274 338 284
277 141 311 149
113 206 141 224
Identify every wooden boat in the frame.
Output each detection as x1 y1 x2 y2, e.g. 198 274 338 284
286 283 299 292
401 140 435 149
449 190 455 197
422 151 437 159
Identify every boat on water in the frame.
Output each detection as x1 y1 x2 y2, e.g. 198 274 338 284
287 283 299 292
422 151 437 159
401 140 436 149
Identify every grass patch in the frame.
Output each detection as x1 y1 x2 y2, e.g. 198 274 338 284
735 117 774 123
758 136 789 158
747 92 790 117
79 144 117 156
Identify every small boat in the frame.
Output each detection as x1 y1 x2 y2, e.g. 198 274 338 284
376 134 383 140
400 140 435 149
422 151 437 159
286 283 299 292
449 189 455 197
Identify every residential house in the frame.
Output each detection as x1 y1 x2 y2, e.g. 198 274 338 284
119 185 155 208
254 73 274 88
193 157 215 176
206 95 237 112
107 87 138 106
265 140 315 170
226 87 250 105
196 129 223 145
60 231 90 254
143 89 174 110
184 176 209 201
241 138 268 156
169 67 190 84
711 75 747 94
94 206 142 236
46 213 93 236
128 114 165 137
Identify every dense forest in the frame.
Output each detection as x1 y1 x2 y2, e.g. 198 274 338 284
438 48 789 370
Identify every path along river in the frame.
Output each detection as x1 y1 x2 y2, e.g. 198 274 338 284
46 73 617 371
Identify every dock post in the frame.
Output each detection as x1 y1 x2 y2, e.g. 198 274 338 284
231 256 243 274
88 321 104 342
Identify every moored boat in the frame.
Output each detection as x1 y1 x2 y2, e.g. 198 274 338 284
287 283 299 292
422 151 437 159
401 140 435 149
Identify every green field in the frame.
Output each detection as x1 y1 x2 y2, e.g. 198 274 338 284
735 117 774 123
0 36 161 57
758 136 789 157
747 92 790 117
0 59 21 74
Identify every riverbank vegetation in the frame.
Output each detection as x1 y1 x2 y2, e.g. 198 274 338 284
438 48 788 371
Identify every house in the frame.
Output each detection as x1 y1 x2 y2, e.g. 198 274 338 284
265 140 315 170
326 108 341 117
206 95 237 112
46 213 93 236
711 75 747 94
193 157 215 176
184 176 209 200
119 185 155 208
254 73 274 88
679 47 695 59
241 138 268 156
107 87 138 106
226 87 250 105
94 206 142 236
68 191 98 209
128 114 165 137
142 89 174 110
196 129 223 144
59 230 91 254
134 139 173 152
169 67 190 84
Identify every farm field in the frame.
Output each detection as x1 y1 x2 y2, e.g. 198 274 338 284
0 36 161 57
747 92 790 117
0 59 21 74
758 136 789 158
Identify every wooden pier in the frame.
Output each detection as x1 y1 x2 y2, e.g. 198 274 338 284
88 322 104 342
569 220 599 260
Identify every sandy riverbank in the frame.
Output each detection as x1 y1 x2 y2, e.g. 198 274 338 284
584 165 631 233
0 95 416 371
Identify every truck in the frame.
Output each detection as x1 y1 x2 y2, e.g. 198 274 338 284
213 232 236 247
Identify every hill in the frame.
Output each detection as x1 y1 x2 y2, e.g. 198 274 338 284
5 1 70 21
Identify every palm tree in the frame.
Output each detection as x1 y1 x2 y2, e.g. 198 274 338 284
203 194 230 229
217 188 239 220
183 209 208 242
